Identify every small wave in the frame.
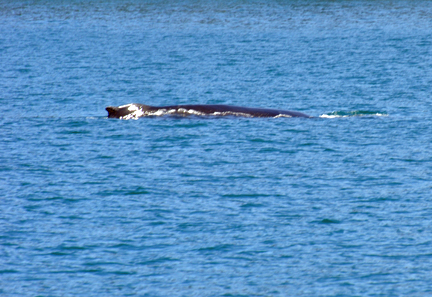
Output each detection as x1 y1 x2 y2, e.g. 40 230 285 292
319 110 388 118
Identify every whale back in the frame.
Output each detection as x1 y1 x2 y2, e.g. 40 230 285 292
106 103 311 119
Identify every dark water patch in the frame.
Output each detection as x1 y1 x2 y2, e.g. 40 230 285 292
148 221 166 226
111 270 137 275
83 261 125 267
0 269 19 274
60 130 90 135
197 244 238 253
240 203 265 208
138 257 179 265
55 245 87 251
50 251 71 256
222 194 270 198
26 196 63 201
125 187 150 195
77 268 104 273
316 219 342 224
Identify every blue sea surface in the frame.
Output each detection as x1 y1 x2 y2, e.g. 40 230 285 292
2 1 432 296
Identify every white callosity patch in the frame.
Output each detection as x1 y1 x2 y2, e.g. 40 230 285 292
213 111 253 117
176 108 207 116
118 103 133 109
121 111 143 120
120 105 145 120
127 104 139 111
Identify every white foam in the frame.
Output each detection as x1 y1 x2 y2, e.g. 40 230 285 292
319 113 388 118
319 114 349 118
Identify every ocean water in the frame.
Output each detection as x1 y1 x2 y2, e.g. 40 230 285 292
2 1 432 296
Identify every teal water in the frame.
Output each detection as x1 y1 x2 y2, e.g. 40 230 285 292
2 1 432 296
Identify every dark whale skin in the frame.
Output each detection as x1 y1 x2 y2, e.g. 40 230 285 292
106 103 312 119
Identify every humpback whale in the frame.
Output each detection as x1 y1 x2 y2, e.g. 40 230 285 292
106 103 311 119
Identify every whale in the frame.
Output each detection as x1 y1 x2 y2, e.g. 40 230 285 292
106 103 311 119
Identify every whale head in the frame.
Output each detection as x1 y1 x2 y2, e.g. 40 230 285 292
106 103 153 118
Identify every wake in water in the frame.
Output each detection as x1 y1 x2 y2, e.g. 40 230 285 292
319 110 388 118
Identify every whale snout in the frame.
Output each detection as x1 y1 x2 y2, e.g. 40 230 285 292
106 106 119 118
